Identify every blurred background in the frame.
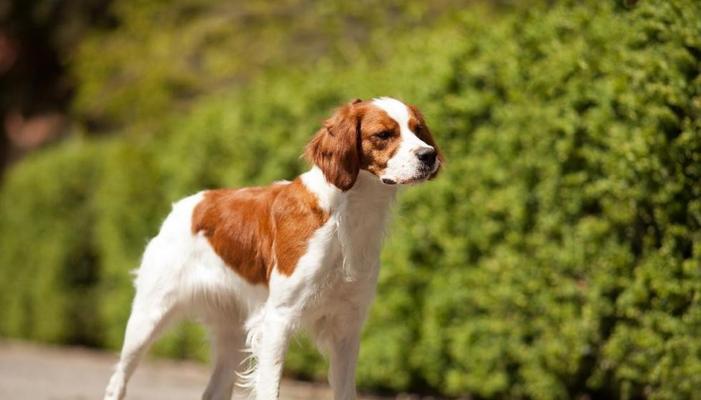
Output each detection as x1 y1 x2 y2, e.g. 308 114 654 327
0 0 700 399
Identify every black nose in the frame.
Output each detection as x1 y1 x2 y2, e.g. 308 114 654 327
416 147 437 166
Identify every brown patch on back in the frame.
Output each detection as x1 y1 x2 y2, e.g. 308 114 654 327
191 179 328 285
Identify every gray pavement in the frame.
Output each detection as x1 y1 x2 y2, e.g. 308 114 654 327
0 341 393 400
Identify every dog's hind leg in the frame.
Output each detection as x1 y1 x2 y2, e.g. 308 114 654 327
104 237 185 400
202 322 246 400
104 285 180 400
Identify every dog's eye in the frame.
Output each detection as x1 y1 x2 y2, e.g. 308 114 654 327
375 131 393 140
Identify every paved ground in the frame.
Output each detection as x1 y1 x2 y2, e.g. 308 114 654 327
0 341 398 400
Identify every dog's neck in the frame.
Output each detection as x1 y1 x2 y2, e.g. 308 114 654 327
301 167 397 280
300 166 397 214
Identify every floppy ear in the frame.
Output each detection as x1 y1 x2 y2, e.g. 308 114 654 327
409 104 444 179
305 101 361 191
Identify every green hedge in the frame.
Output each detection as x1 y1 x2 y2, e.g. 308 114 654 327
1 1 700 399
416 2 701 399
71 0 468 129
0 141 106 345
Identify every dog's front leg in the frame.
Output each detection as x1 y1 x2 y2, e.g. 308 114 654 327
253 306 295 400
329 331 361 400
327 308 366 400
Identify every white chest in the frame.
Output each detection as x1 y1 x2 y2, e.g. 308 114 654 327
304 175 396 317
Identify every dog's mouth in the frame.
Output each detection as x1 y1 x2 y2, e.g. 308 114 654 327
380 170 433 186
380 160 439 186
400 175 430 185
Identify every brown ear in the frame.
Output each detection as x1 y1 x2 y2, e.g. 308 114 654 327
305 102 361 190
408 104 444 179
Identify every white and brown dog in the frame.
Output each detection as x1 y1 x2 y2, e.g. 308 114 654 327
104 97 442 400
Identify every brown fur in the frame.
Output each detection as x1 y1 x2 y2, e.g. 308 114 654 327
357 107 402 176
191 179 328 284
305 102 361 191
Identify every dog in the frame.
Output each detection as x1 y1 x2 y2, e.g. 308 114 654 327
104 97 442 400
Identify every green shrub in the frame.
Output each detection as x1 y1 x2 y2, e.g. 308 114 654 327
0 141 106 345
414 1 701 399
71 0 469 129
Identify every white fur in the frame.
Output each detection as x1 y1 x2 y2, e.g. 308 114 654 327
104 97 430 400
372 97 438 184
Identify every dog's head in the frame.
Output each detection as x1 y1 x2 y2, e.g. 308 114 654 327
305 97 443 190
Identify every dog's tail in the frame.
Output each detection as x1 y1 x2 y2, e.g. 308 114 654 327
235 310 265 395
